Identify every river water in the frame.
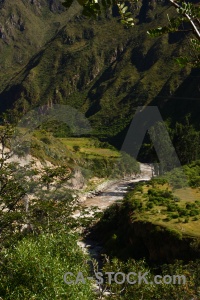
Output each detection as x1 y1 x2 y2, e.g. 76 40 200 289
81 163 152 210
74 163 152 263
76 163 152 295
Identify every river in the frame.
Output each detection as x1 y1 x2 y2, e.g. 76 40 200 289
82 163 152 210
76 163 152 296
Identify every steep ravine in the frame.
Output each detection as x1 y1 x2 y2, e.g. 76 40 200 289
122 219 200 264
77 163 200 269
76 164 152 262
76 163 152 296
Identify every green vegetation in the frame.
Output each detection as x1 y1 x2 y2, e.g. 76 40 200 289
1 1 199 144
123 179 200 237
84 178 200 298
0 1 200 299
62 0 200 67
0 120 98 299
59 137 120 158
0 233 93 300
99 257 200 299
0 0 74 92
10 126 136 180
139 116 200 169
148 1 200 67
89 161 200 265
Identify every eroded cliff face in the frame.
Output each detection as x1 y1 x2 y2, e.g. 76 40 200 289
29 0 65 12
0 0 62 45
92 203 200 263
126 220 200 263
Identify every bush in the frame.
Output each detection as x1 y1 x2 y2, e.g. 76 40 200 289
150 178 168 186
148 188 159 197
148 188 172 200
167 228 182 240
73 145 80 152
167 203 178 212
0 233 93 300
40 137 51 145
161 190 172 198
171 213 179 219
132 199 143 210
189 209 199 216
134 185 143 193
186 202 198 209
164 216 172 222
147 202 154 209
178 208 190 217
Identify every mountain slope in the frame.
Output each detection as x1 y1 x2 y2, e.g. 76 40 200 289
0 0 199 142
0 0 80 90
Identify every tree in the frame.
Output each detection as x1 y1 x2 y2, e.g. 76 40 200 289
147 1 200 67
0 116 81 248
173 117 200 164
0 115 100 299
63 0 136 26
115 151 140 178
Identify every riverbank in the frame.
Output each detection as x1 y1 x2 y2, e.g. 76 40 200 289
75 163 152 296
77 163 152 211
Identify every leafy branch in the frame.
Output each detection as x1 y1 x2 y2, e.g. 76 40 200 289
147 1 200 67
62 0 136 27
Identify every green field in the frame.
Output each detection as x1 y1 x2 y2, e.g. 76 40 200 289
127 182 200 237
59 137 120 158
11 127 120 161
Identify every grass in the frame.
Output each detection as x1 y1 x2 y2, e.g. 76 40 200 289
58 137 120 158
9 128 74 165
174 188 200 202
127 182 200 238
7 128 121 182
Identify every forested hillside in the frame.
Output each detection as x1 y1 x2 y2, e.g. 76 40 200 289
0 0 199 150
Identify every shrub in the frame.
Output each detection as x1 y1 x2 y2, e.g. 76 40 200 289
164 216 172 222
147 202 154 209
186 202 198 209
150 178 168 185
130 199 143 210
40 137 51 145
161 190 172 198
134 185 143 193
171 213 179 219
178 208 190 216
167 204 178 212
73 145 80 152
167 228 182 240
148 188 159 197
189 209 199 216
0 233 93 300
